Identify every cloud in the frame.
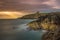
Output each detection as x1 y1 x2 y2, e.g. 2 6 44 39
0 0 60 12
42 0 60 9
20 0 49 5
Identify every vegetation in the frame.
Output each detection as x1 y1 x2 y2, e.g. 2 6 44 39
19 11 48 19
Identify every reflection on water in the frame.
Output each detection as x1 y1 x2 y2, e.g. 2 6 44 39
0 19 46 40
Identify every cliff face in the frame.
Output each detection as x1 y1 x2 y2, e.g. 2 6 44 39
28 13 60 31
27 13 60 40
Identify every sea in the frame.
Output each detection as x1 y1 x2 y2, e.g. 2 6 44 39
0 19 47 40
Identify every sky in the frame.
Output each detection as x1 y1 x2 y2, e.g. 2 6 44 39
0 11 27 19
0 0 60 13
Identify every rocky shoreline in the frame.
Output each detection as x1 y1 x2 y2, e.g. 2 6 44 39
27 13 60 40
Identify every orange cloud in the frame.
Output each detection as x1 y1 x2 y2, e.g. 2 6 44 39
0 11 26 19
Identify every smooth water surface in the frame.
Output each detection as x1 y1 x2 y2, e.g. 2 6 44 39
0 19 46 40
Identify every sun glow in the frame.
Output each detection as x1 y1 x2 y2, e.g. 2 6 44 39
0 11 25 19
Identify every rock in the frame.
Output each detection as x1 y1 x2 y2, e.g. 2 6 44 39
28 13 60 31
27 13 60 40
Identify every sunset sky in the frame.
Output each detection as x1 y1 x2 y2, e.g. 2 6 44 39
0 0 60 19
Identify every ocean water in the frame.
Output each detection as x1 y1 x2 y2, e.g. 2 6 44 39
0 19 46 40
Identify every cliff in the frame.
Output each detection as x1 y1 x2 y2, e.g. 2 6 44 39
27 12 60 31
27 12 60 40
19 12 48 19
